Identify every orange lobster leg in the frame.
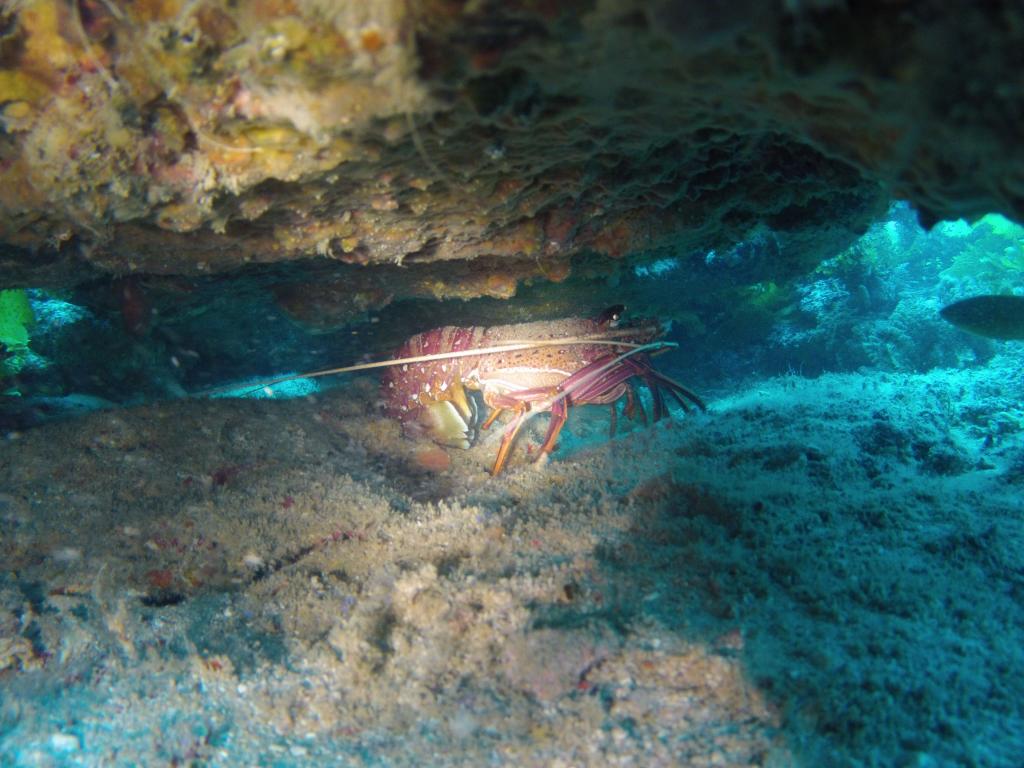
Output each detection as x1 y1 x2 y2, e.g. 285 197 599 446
480 407 504 430
487 385 561 473
624 383 647 425
539 398 569 456
491 404 530 475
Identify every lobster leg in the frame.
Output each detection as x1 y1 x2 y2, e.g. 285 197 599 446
480 407 504 430
656 376 693 414
648 376 666 421
610 356 706 414
637 365 707 412
611 383 643 437
627 383 648 425
540 394 570 456
483 353 704 474
485 385 565 473
491 404 530 475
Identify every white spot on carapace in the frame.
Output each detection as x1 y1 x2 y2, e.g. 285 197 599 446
388 381 395 388
423 382 430 393
439 381 448 391
402 365 408 372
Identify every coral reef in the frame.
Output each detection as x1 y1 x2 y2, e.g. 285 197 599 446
2 0 1022 308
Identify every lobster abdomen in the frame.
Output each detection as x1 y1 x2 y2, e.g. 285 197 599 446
381 325 484 421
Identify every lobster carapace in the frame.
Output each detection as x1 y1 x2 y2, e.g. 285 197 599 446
381 306 705 474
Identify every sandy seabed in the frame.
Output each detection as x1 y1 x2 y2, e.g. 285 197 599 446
1 356 1022 767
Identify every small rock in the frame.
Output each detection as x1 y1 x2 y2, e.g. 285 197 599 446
413 446 451 472
51 547 82 563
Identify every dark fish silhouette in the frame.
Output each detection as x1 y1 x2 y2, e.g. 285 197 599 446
939 295 1024 340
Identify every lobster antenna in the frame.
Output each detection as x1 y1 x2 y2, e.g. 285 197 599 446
199 336 677 399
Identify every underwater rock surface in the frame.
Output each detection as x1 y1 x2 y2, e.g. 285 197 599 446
2 0 1023 300
1 358 1022 765
3 3 1024 765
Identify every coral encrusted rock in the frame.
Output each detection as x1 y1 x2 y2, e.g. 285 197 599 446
0 0 1021 296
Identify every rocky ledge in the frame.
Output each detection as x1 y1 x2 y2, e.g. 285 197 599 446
1 1 1021 309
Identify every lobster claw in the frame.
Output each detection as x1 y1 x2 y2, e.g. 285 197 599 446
446 376 474 421
415 379 478 449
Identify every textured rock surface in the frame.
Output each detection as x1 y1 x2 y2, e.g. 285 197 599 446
0 0 1021 300
2 360 1023 765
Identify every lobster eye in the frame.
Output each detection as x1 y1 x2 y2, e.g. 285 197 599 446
598 304 625 328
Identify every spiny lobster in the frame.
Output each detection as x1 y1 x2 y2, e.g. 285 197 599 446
250 306 705 475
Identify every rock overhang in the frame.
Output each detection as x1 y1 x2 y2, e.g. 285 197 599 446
0 0 1021 316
